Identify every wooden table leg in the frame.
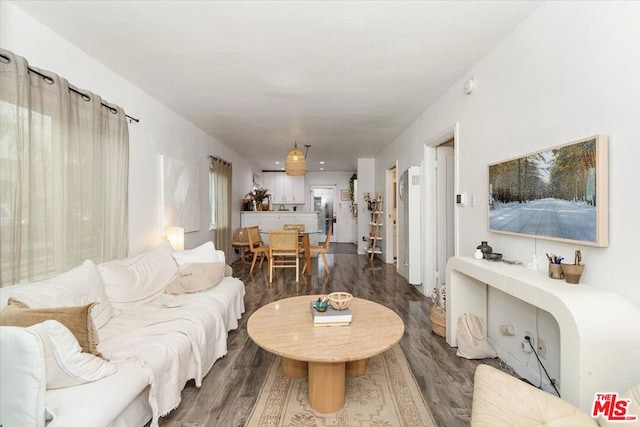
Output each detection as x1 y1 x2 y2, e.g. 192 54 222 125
303 234 312 276
282 357 307 378
345 359 367 377
308 361 345 413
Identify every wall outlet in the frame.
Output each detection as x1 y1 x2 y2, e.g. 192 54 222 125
525 331 534 350
538 338 547 359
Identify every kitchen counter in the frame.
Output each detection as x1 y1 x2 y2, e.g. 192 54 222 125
241 211 319 245
245 210 318 213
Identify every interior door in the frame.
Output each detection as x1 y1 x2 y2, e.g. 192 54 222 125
392 168 397 263
436 145 455 286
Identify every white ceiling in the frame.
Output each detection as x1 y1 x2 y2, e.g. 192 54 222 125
14 1 541 172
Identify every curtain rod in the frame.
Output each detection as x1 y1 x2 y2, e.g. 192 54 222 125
26 65 140 123
209 155 232 166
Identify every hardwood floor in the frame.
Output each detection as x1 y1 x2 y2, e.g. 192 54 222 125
159 251 500 427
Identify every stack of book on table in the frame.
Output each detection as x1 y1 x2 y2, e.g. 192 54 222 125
310 300 352 327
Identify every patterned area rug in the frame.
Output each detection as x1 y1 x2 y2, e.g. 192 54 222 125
245 345 436 427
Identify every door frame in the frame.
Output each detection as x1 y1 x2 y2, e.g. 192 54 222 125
309 185 337 242
385 161 398 265
422 122 460 294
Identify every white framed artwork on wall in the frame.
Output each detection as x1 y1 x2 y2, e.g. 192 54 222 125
160 154 200 233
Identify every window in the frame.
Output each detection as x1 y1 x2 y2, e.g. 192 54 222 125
209 170 218 230
0 49 129 285
209 156 232 257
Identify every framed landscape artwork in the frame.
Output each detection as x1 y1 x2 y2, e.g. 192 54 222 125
488 135 608 247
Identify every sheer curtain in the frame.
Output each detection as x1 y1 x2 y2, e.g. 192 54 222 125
0 48 129 285
210 156 232 259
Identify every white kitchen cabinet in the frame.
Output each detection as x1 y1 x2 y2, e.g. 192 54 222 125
241 212 318 245
262 172 305 204
290 175 305 203
261 173 277 202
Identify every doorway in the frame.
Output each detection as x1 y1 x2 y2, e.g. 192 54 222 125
310 186 337 243
422 123 459 294
436 142 455 287
385 165 398 265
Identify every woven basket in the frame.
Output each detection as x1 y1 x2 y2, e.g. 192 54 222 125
327 292 353 310
429 308 446 337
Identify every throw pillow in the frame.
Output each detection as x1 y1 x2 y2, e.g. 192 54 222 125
98 240 179 306
0 298 101 357
172 241 225 267
28 320 117 389
165 262 226 295
0 259 114 329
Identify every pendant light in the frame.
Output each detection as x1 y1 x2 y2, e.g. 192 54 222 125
285 141 307 176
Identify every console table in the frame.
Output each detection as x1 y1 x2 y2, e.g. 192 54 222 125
446 256 640 412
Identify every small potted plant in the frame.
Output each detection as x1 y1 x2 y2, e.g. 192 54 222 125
363 192 372 211
247 187 270 211
561 250 584 284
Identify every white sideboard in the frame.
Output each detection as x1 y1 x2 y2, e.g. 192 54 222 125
446 256 640 413
262 172 305 204
241 212 318 245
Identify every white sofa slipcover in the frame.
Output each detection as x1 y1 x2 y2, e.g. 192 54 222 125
0 241 245 427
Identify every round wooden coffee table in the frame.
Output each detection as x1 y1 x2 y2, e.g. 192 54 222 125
247 295 405 413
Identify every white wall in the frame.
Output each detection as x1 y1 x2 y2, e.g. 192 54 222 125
304 171 356 243
1 2 256 256
376 1 640 389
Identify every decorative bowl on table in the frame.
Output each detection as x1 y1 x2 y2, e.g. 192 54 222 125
314 297 329 312
485 252 503 261
327 292 353 311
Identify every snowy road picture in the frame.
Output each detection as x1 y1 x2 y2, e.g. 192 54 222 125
489 198 595 242
488 135 607 246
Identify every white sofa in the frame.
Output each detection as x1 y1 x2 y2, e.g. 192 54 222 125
0 240 245 427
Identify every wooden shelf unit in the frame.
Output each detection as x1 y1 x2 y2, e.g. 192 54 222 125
367 196 383 260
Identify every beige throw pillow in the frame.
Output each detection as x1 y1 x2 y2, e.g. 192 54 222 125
165 262 226 295
0 298 101 357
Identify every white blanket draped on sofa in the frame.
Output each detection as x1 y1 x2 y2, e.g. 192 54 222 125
99 282 244 422
0 240 245 427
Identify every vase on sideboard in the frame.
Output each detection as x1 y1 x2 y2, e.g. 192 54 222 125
476 241 493 258
561 264 584 284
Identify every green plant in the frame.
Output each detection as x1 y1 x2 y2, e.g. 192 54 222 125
247 187 270 204
349 173 357 202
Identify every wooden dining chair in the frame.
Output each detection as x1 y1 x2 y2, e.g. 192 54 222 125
302 226 332 275
283 223 305 252
231 228 250 264
268 230 299 283
246 226 268 274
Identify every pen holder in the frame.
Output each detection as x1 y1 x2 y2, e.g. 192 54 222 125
548 263 564 279
561 264 584 285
